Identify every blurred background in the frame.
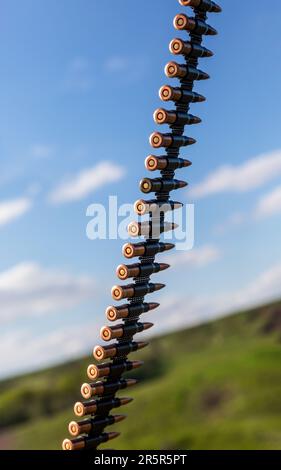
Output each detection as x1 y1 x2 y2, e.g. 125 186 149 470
0 0 280 450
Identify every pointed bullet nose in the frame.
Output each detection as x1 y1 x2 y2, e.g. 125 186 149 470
132 360 144 369
149 302 160 311
127 378 139 386
179 180 188 188
138 341 149 350
206 48 214 57
143 322 154 331
200 70 210 80
165 243 175 252
155 283 166 292
183 159 192 167
192 115 202 124
120 397 134 406
160 263 170 271
188 137 197 145
107 432 121 441
114 415 127 424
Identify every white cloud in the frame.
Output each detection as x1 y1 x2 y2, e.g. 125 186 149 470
63 57 93 92
0 322 100 379
48 161 126 204
214 212 246 235
155 262 281 335
255 185 281 218
163 245 221 268
190 149 281 199
104 55 147 81
0 197 32 227
105 56 129 72
30 145 54 159
0 262 96 323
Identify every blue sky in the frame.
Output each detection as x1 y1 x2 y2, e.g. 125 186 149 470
0 0 281 378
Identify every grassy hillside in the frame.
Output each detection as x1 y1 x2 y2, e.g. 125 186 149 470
0 300 281 450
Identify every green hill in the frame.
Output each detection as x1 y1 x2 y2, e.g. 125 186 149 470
0 300 280 450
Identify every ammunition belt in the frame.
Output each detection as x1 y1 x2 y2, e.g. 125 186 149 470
62 0 221 451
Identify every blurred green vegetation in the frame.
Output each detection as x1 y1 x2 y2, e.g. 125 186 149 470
0 300 280 450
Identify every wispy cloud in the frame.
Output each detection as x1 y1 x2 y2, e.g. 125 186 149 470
63 57 93 92
255 184 281 219
0 262 96 323
104 55 147 81
0 322 99 379
190 149 281 199
0 197 32 227
48 161 125 204
30 144 54 159
214 212 246 235
163 245 221 268
156 261 281 335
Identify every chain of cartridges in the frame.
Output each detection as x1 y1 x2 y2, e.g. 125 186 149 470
62 0 221 451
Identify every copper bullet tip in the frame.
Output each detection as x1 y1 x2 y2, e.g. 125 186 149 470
138 341 149 350
114 414 127 423
154 283 166 292
120 397 134 406
127 378 139 386
133 360 144 369
150 302 160 310
143 322 154 331
160 263 170 271
107 432 121 441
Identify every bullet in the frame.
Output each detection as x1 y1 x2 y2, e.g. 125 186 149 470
153 108 201 126
68 415 126 437
134 199 182 216
165 61 210 81
87 360 143 380
150 132 196 149
140 177 187 194
94 341 149 361
74 397 133 418
128 221 178 238
100 322 153 342
106 302 160 321
81 379 138 399
145 155 192 171
111 282 165 301
117 261 170 280
169 38 213 58
122 242 174 259
62 432 120 451
159 85 205 103
178 0 222 14
174 13 218 36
